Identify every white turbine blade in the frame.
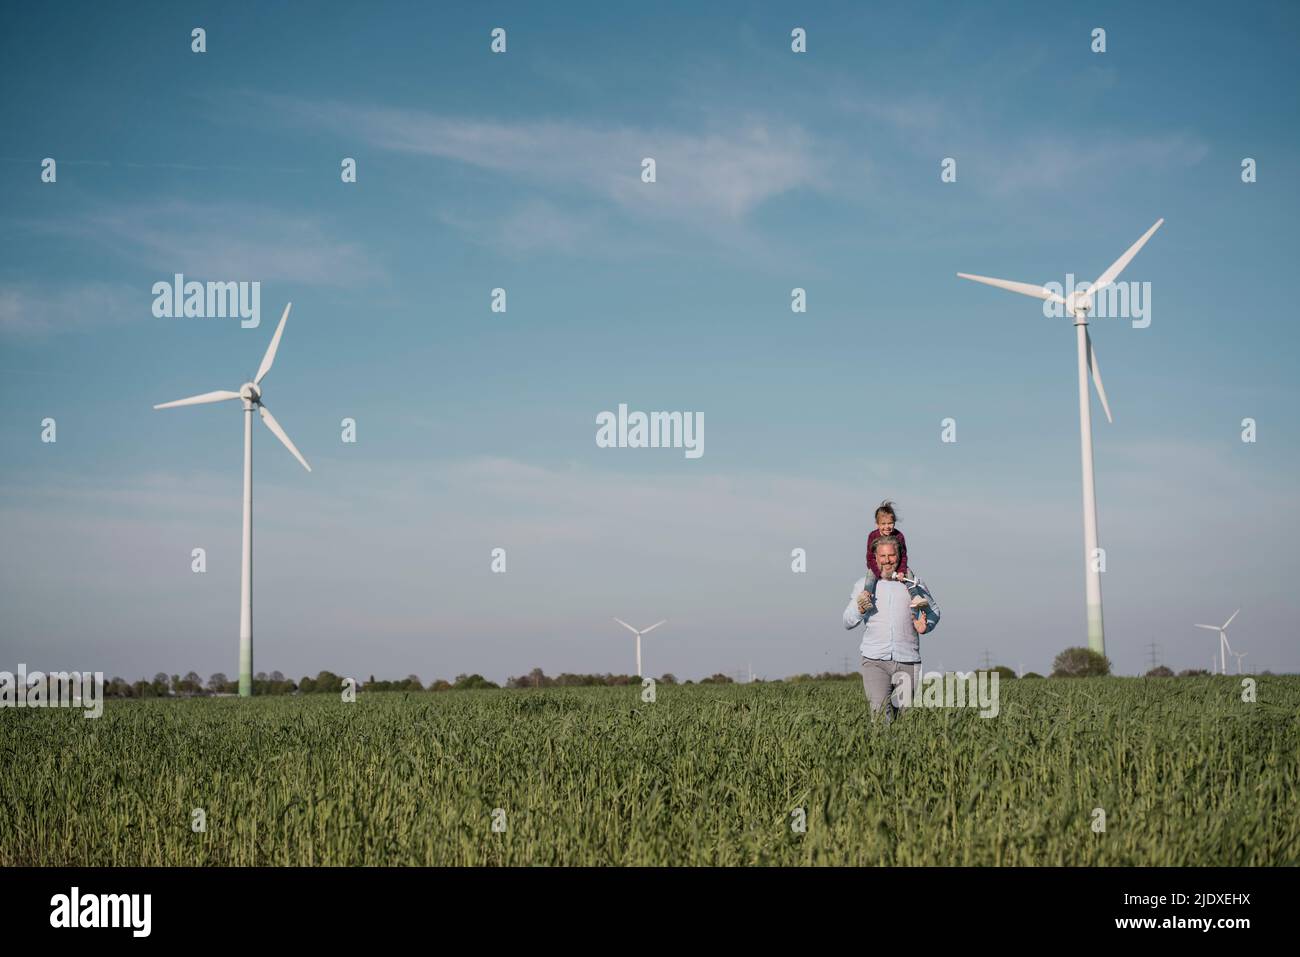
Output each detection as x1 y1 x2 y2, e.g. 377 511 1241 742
254 303 292 385
1086 331 1113 424
640 620 667 635
153 390 241 410
613 618 640 636
1222 609 1240 629
1083 219 1164 301
258 405 312 472
1193 624 1220 631
956 273 1067 305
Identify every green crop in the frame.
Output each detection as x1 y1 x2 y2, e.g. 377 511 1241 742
1 676 1296 865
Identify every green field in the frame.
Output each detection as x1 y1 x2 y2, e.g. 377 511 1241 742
3 677 1297 866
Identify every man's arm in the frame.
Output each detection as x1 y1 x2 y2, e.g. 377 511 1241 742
914 577 940 633
844 581 868 630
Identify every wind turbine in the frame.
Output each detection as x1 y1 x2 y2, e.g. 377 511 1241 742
154 303 312 697
958 218 1164 655
1194 609 1239 676
1231 651 1247 675
612 618 666 677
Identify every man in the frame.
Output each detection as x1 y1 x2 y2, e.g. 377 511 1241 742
842 536 941 721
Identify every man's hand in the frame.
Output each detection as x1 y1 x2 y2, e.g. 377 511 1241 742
913 611 928 635
856 591 873 615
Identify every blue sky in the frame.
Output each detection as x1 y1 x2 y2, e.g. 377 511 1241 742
2 1 1297 683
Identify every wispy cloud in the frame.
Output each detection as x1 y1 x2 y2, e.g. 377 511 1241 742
835 91 950 136
259 95 829 227
985 133 1209 195
30 200 383 286
833 86 1209 199
436 197 606 256
0 280 139 337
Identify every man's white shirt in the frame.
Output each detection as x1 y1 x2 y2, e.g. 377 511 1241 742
843 576 922 663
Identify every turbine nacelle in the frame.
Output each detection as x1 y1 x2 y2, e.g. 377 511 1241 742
1066 292 1094 320
239 382 262 403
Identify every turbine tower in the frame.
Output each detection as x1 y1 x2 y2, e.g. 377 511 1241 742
1194 609 1239 676
958 219 1164 655
154 303 312 697
612 618 666 677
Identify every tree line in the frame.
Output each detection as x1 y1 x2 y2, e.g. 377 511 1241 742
99 650 1266 698
503 668 760 688
101 670 498 697
101 668 752 697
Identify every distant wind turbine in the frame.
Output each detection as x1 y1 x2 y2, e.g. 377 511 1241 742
958 219 1164 656
1231 651 1247 675
154 303 311 697
1194 609 1240 676
613 618 666 677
